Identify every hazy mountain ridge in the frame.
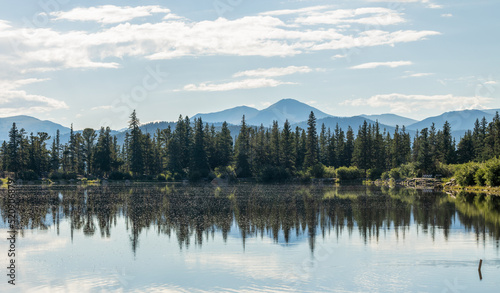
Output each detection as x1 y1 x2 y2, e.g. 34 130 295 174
0 115 71 142
2 100 499 144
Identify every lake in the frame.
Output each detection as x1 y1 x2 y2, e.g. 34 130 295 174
1 184 499 292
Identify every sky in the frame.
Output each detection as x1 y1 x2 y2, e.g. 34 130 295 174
0 0 499 130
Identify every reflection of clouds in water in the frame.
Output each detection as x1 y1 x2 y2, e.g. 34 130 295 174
183 249 288 281
0 229 68 256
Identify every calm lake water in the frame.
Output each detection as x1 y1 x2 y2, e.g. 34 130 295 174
1 184 499 292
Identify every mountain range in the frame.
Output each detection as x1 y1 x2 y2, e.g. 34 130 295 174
1 99 499 144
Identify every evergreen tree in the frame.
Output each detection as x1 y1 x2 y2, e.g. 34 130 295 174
343 126 354 167
304 111 319 168
352 121 371 171
235 115 252 177
82 128 97 175
281 120 295 172
270 121 281 166
128 110 144 176
215 121 233 167
50 130 60 172
190 118 209 180
319 123 328 165
416 128 432 174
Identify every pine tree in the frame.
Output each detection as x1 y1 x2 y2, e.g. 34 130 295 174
128 110 144 176
7 123 21 173
50 130 60 172
281 120 295 172
416 128 432 174
235 115 252 177
353 121 371 171
189 117 209 180
343 126 354 167
319 123 328 165
216 121 233 167
82 128 97 175
439 121 455 164
304 111 319 168
270 121 281 166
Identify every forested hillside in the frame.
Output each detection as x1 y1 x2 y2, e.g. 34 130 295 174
2 110 500 183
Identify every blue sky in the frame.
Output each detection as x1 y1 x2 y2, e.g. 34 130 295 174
0 0 499 129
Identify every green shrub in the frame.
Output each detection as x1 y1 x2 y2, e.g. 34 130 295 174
324 166 336 178
474 167 487 186
368 168 383 180
455 162 480 187
336 166 363 181
109 171 132 180
398 163 417 179
214 166 237 181
381 171 389 180
156 174 167 181
436 162 454 178
308 163 326 178
18 170 38 181
257 165 291 182
484 157 500 187
389 168 401 180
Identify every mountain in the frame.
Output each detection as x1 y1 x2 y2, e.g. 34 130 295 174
407 109 495 132
0 115 70 142
360 114 417 128
193 99 331 127
480 109 500 116
193 106 259 125
247 99 331 126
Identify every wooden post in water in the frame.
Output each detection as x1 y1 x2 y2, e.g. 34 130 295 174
478 259 483 280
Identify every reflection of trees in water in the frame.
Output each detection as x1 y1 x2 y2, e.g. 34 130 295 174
1 184 499 253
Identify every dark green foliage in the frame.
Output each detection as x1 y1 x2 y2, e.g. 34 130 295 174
257 165 290 182
304 111 319 168
308 163 325 179
128 110 144 176
234 115 252 178
484 157 500 187
7 107 500 184
336 166 363 181
455 162 480 187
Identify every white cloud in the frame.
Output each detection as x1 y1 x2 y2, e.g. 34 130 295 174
259 5 334 16
484 81 497 85
91 105 114 111
179 78 296 92
0 79 68 117
350 60 412 69
342 93 493 113
332 54 348 59
366 0 442 9
233 66 314 78
441 13 453 18
403 72 434 78
0 6 441 73
50 5 171 24
295 7 405 26
311 30 440 51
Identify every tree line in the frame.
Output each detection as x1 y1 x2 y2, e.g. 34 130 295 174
2 110 500 181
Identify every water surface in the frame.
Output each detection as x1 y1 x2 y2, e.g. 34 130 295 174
1 184 499 292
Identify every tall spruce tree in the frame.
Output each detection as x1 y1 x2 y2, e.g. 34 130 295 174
128 110 143 176
304 111 319 168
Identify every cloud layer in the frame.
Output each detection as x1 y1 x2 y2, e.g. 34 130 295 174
351 61 412 69
342 93 493 113
0 79 68 117
0 5 440 73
